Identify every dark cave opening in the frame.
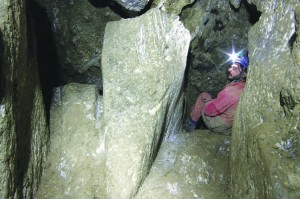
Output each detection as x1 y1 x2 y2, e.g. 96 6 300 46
29 0 60 122
88 0 131 18
288 32 297 52
243 1 261 25
229 1 261 25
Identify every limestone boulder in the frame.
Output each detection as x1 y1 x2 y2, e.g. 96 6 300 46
36 83 105 199
230 1 300 198
102 8 190 198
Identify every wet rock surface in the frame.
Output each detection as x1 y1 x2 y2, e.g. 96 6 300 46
136 130 230 199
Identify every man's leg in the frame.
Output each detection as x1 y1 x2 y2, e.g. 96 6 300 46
183 92 212 132
202 114 232 135
190 92 212 121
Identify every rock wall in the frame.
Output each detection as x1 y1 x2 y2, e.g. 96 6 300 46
102 8 190 198
230 1 300 198
0 0 49 198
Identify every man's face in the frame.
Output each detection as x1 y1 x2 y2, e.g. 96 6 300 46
227 63 242 80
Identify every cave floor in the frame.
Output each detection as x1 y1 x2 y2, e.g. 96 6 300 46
135 130 230 199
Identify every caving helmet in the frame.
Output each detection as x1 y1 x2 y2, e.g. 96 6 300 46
234 55 249 69
229 53 249 82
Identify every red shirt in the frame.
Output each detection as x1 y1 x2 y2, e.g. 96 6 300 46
203 81 245 124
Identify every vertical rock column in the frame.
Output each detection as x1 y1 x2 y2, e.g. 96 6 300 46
102 8 190 199
0 0 49 198
230 1 300 198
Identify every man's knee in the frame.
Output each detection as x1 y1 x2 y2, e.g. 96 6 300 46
199 92 212 102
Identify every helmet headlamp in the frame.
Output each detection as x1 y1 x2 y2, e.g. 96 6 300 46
226 49 249 68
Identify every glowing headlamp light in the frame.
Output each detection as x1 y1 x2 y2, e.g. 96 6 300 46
226 49 242 63
220 47 247 67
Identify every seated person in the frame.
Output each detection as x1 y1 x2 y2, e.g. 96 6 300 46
183 55 249 135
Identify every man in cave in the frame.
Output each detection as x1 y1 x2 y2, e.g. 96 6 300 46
183 54 249 135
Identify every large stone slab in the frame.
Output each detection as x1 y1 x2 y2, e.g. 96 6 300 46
36 83 105 199
102 8 190 199
230 1 300 198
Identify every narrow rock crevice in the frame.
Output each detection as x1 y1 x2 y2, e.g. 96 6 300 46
30 0 60 122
